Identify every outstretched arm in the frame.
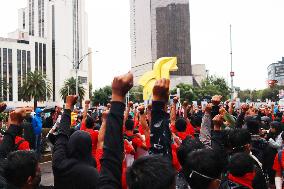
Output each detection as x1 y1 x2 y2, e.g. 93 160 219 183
52 96 77 173
149 79 172 159
99 72 133 189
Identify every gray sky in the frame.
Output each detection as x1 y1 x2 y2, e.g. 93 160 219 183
1 0 284 90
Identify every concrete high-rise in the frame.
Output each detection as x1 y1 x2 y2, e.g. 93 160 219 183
0 0 90 104
130 0 192 87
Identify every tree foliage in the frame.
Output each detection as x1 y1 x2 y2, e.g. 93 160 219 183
171 83 196 102
20 71 51 109
92 86 112 106
59 77 86 101
129 86 143 103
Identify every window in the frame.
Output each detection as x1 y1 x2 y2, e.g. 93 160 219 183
3 48 7 101
17 50 21 100
43 44 46 75
35 42 38 71
23 11 25 29
8 49 12 101
27 51 31 73
39 43 42 74
78 76 88 84
22 50 26 82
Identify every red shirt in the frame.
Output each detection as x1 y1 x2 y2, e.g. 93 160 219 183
273 151 284 173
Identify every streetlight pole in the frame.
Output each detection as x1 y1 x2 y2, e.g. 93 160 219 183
230 25 234 100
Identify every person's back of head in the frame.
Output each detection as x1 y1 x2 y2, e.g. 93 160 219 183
4 150 41 189
246 117 260 135
177 138 205 167
183 149 225 189
67 131 95 165
228 153 256 189
228 152 254 177
85 116 94 129
125 119 134 131
126 155 176 189
228 129 251 154
270 121 282 135
175 118 187 132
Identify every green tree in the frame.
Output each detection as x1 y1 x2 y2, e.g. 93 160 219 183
20 71 51 109
92 86 112 106
129 86 143 103
195 76 230 101
171 83 196 102
59 77 86 101
260 85 284 101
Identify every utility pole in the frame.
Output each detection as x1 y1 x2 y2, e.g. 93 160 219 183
230 25 234 100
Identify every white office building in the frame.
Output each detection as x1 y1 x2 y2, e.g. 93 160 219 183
0 0 90 104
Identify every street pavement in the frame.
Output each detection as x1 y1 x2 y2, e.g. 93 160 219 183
40 161 54 187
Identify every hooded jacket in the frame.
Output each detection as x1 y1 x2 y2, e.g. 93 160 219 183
32 108 43 135
52 109 98 189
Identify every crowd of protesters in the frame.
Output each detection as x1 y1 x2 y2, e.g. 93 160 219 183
1 72 284 189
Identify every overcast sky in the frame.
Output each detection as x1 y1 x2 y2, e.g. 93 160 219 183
1 0 284 90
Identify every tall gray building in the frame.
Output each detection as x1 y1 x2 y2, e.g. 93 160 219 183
130 0 192 87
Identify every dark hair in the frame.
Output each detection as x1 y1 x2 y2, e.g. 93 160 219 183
271 121 282 135
228 153 254 177
126 155 176 189
175 118 187 132
4 151 38 187
177 138 205 167
183 149 225 189
86 116 94 129
125 119 134 131
228 129 251 153
246 117 260 135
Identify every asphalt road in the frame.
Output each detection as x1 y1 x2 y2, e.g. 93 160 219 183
40 161 54 187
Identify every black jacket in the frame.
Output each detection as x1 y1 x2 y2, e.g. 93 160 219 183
52 109 99 189
98 101 125 188
149 101 172 159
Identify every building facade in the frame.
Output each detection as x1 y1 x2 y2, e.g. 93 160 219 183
268 57 284 86
130 0 192 87
0 0 90 104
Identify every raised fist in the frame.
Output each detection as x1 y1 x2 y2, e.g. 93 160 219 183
241 103 249 113
173 96 179 104
212 114 224 126
128 101 133 108
9 107 33 125
219 108 227 116
212 95 222 105
112 72 133 102
102 110 109 121
183 101 189 108
205 103 212 113
66 95 78 108
138 105 145 114
0 103 7 113
152 79 170 102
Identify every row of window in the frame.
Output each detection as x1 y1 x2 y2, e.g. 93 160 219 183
17 50 31 101
0 48 13 101
29 0 35 36
35 42 46 75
